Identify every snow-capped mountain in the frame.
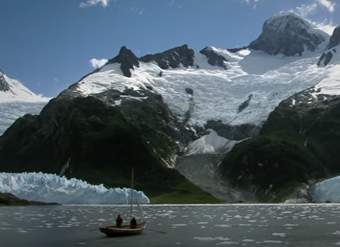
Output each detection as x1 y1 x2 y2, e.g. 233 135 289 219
1 13 339 203
249 13 328 56
0 71 48 135
0 71 46 103
63 14 329 130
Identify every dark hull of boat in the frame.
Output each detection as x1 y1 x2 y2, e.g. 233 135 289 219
99 223 145 237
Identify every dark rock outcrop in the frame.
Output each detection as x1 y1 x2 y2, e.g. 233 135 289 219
249 13 327 56
328 26 340 49
107 46 140 77
205 120 260 140
238 94 253 113
0 74 10 92
318 26 340 66
200 47 227 69
141 45 195 69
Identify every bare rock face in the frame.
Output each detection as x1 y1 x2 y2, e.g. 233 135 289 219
200 47 227 69
141 44 195 69
107 46 140 77
0 73 10 92
328 26 340 49
318 26 340 66
249 13 327 56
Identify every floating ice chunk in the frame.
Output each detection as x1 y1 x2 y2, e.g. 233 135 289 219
311 176 340 203
0 172 149 204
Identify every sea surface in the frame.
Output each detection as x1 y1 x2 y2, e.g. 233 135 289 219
1 204 340 246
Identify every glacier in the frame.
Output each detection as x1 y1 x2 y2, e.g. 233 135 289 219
0 172 150 204
0 102 47 135
311 176 340 203
75 48 329 127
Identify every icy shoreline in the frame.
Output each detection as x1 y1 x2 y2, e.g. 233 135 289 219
0 172 150 204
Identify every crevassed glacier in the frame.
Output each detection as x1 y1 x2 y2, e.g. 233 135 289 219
0 172 150 204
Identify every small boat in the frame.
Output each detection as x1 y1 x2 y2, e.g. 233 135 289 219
99 222 146 237
99 168 146 237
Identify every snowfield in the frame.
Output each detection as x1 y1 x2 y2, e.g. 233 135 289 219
0 172 150 204
75 48 330 127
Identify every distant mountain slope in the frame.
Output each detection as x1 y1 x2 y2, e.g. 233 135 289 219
0 72 46 103
0 72 48 135
219 25 340 202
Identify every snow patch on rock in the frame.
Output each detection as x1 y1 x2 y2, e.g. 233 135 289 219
185 130 241 156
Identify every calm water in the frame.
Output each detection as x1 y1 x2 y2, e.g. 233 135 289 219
1 204 340 246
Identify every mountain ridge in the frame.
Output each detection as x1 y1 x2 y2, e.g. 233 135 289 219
0 13 339 203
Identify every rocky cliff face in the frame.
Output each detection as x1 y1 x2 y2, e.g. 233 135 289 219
141 44 195 69
0 73 10 92
318 26 340 66
249 13 327 56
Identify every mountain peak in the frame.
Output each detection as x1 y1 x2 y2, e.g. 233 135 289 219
249 13 328 56
328 26 340 49
318 26 340 66
140 44 195 69
108 46 139 77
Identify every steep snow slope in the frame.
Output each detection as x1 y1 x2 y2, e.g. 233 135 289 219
0 72 46 103
0 72 48 135
314 45 340 96
0 172 149 204
74 48 327 127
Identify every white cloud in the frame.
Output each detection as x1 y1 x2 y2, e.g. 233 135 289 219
80 0 111 8
313 19 336 35
243 0 261 8
294 3 318 18
289 0 336 35
89 58 108 69
317 0 336 13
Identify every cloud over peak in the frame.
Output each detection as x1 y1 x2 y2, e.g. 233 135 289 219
89 58 108 69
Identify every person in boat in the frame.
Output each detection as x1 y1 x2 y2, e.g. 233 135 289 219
116 214 123 227
130 217 137 228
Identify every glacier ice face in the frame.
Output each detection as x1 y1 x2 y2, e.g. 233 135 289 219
0 172 150 204
310 176 340 203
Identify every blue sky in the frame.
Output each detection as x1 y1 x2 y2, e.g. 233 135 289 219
0 0 339 97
